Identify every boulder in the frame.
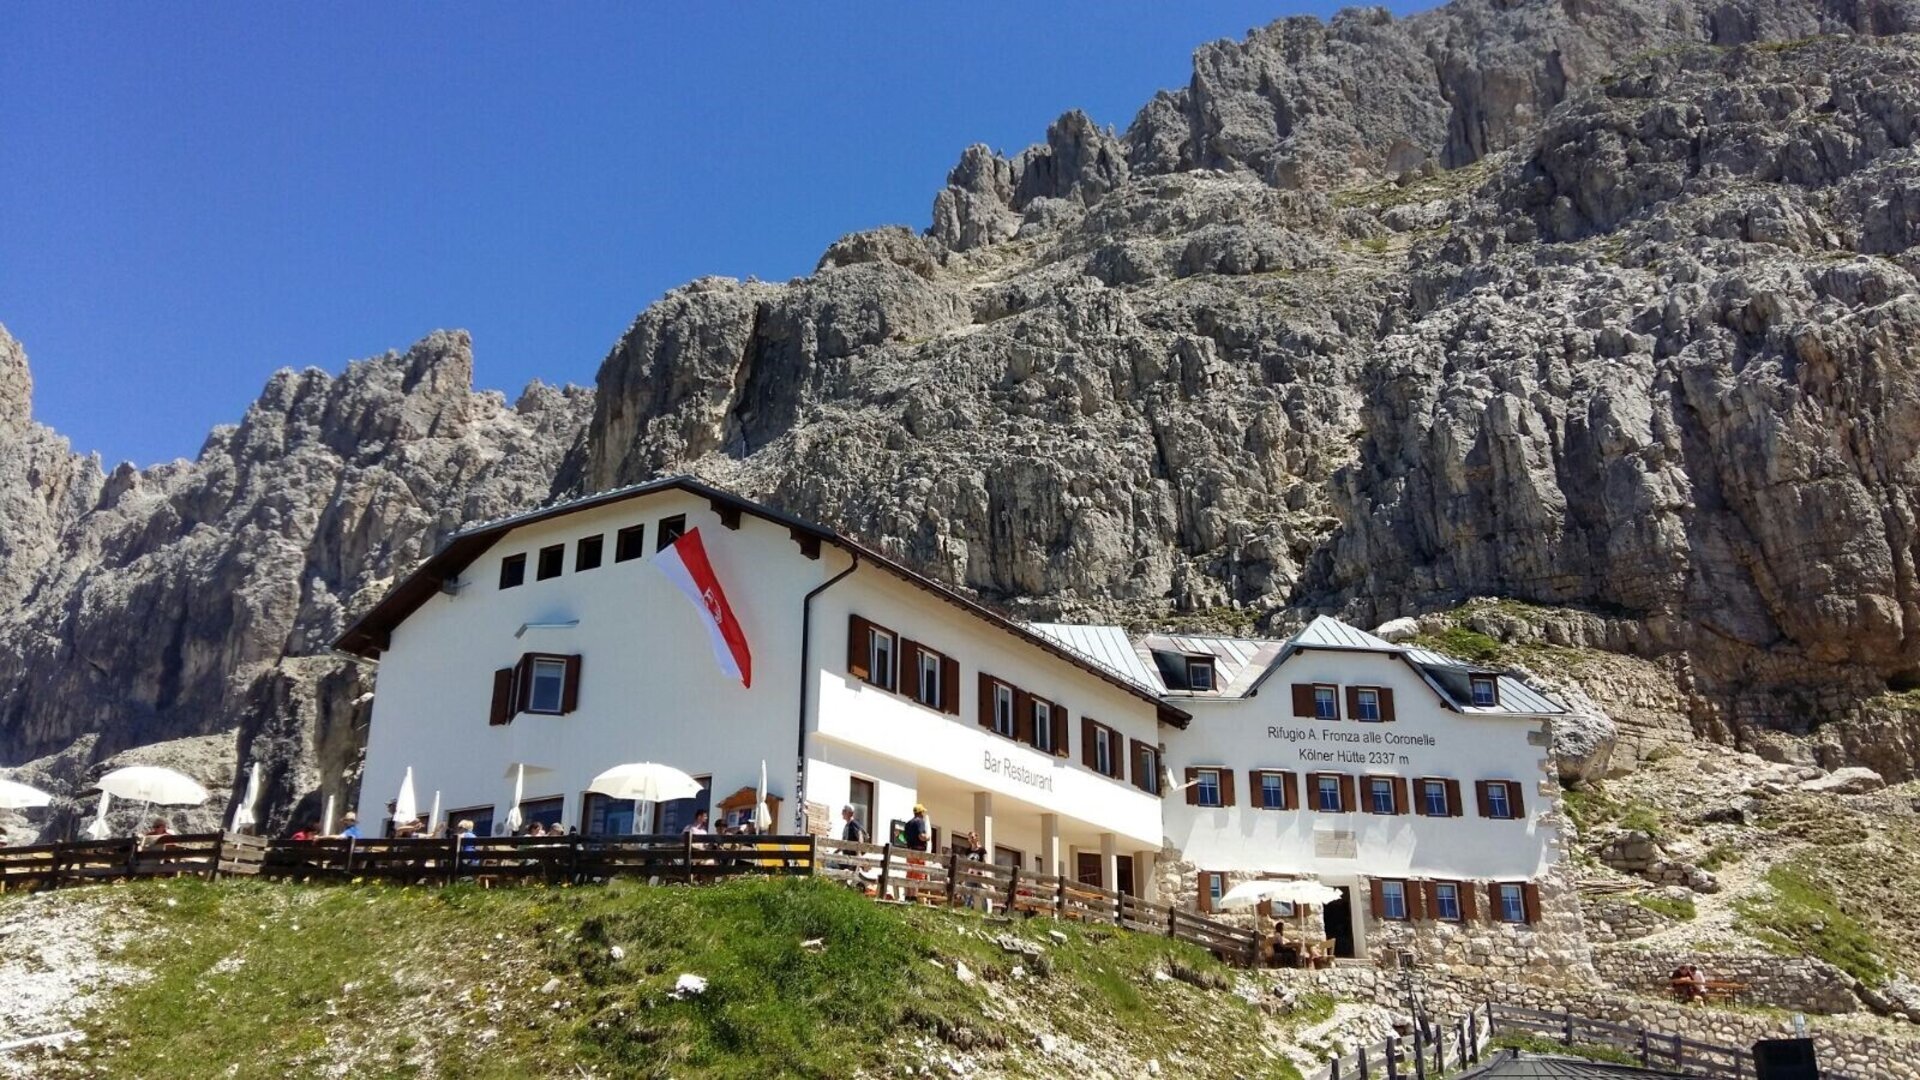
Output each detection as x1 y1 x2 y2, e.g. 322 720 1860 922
1373 617 1420 643
1799 767 1886 795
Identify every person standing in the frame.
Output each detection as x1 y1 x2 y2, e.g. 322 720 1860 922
839 805 866 843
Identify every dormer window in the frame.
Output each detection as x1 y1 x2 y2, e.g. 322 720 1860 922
1186 658 1215 691
1470 676 1498 707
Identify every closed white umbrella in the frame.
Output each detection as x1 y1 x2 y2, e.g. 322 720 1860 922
83 791 113 840
393 768 418 826
754 760 773 832
587 763 702 803
427 790 443 836
96 766 209 806
230 762 262 833
1217 878 1341 912
0 777 53 810
506 764 526 832
321 794 336 837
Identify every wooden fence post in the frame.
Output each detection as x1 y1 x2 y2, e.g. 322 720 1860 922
1412 1024 1426 1080
1468 1012 1479 1063
1561 1009 1574 1046
1454 1020 1465 1070
806 835 818 877
1358 1044 1369 1079
1637 1026 1650 1066
1433 1024 1444 1073
1005 864 1021 914
1328 1056 1340 1080
207 834 223 882
124 837 139 880
946 852 959 907
877 843 892 900
1054 875 1065 919
683 832 695 885
1385 1035 1399 1080
447 836 460 885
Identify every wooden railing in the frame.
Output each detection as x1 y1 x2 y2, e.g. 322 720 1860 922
0 833 1260 966
1483 1002 1866 1080
1313 1011 1486 1080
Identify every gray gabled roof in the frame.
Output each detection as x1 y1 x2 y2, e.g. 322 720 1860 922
1025 623 1166 695
1403 647 1565 715
1290 614 1398 651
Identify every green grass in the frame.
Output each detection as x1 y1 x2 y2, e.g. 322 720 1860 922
1619 803 1665 838
1487 1033 1639 1065
36 876 1317 1079
1736 864 1888 986
1632 894 1697 921
1698 843 1742 872
1415 626 1504 665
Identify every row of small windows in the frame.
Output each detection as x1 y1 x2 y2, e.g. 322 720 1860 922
848 613 1161 796
1182 768 1527 820
1290 674 1499 718
1193 874 1539 925
497 515 687 589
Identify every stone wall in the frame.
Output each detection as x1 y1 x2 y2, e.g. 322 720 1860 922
1264 967 1920 1080
1581 895 1671 945
1592 947 1863 1015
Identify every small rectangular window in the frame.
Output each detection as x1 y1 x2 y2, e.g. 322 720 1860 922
1355 688 1381 722
1033 698 1055 753
1435 882 1462 921
1196 768 1222 807
867 628 895 691
1487 781 1513 819
615 525 646 563
656 514 686 551
1136 745 1159 794
576 535 604 572
1423 780 1449 817
918 649 942 707
1317 775 1343 812
499 553 527 589
1313 685 1339 720
528 657 567 713
1369 778 1395 814
1500 883 1527 923
1093 726 1112 775
537 544 564 581
1471 676 1498 707
993 684 1016 738
1187 658 1214 691
1382 880 1408 921
1261 773 1285 809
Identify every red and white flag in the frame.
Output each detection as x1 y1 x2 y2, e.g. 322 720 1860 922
654 527 753 688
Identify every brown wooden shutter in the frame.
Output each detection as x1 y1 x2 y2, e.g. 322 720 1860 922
1131 740 1149 790
1111 725 1128 780
1475 781 1493 818
1197 873 1213 914
1337 774 1356 813
1282 772 1299 810
899 639 922 700
1345 686 1361 720
561 654 582 713
1305 773 1322 811
1014 690 1035 744
1380 687 1397 722
1445 778 1464 817
1488 882 1504 921
1083 718 1098 768
1291 683 1315 718
847 615 871 680
1459 881 1479 922
1522 882 1541 924
1051 704 1070 759
941 655 960 714
1184 768 1200 806
514 654 534 713
1219 769 1235 807
1508 781 1526 819
978 673 995 730
1391 776 1409 815
1412 777 1431 816
1422 881 1439 921
1249 770 1264 807
489 668 514 726
1370 878 1385 920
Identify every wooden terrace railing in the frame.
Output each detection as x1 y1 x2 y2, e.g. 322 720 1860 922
0 833 1260 966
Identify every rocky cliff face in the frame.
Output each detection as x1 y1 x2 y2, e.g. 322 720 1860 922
0 329 591 835
571 3 1920 762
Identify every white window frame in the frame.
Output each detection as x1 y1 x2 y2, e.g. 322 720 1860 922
1317 775 1342 812
1313 685 1339 720
1499 883 1527 923
1471 676 1497 707
1434 882 1462 921
1261 773 1285 809
1487 781 1513 820
1369 778 1395 814
527 657 567 714
1195 768 1222 807
1137 745 1159 794
1187 658 1214 691
1033 697 1055 753
918 649 941 707
1093 726 1112 775
1423 780 1449 817
1381 880 1408 921
993 683 1016 738
867 627 896 691
1355 688 1381 722
1206 873 1225 908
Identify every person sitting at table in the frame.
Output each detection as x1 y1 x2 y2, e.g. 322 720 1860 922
337 812 362 840
137 819 172 850
1671 963 1707 1002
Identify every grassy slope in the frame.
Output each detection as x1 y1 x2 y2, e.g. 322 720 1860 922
23 877 1316 1079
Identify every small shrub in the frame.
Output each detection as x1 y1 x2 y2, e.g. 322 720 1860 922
1632 894 1697 921
1363 235 1391 254
1619 803 1665 838
1698 844 1741 872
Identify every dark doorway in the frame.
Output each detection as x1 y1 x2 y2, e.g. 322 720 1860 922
1323 886 1356 958
1076 852 1101 887
1116 855 1136 897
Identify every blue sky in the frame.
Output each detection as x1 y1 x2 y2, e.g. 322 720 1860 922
2 3 1424 466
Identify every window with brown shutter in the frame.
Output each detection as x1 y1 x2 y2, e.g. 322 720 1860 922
1508 781 1526 819
847 615 873 681
1082 717 1098 769
1197 872 1224 913
513 654 533 713
1489 882 1505 921
1291 683 1316 718
1345 685 1361 720
1218 769 1235 807
1458 880 1479 922
1014 689 1035 744
1475 780 1493 818
978 672 996 730
1421 880 1440 921
941 655 960 715
1184 767 1200 806
490 669 514 726
900 638 923 699
1445 778 1464 818
1251 770 1298 810
1391 776 1409 815
1050 704 1069 759
1131 740 1158 793
1522 882 1541 924
561 655 582 713
1337 774 1356 814
1369 878 1386 920
1379 687 1397 722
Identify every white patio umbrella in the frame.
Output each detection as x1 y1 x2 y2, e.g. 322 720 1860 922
588 763 702 835
1217 878 1341 911
0 777 53 810
321 794 336 837
96 766 210 806
83 791 113 840
229 762 262 833
753 760 773 832
393 768 419 826
427 790 443 836
502 763 553 833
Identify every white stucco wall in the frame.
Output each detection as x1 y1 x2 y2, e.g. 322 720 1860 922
1162 648 1557 882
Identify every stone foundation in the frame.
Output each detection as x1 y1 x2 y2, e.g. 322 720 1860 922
1581 894 1672 944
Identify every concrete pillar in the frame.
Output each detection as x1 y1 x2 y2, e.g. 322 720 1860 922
972 790 994 862
1134 849 1158 902
1100 832 1119 893
1040 814 1062 878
